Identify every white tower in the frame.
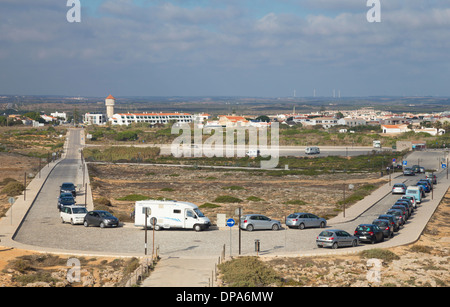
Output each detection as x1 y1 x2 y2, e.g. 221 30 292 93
105 94 115 119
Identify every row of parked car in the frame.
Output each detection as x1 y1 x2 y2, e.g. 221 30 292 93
58 182 119 228
316 174 435 249
238 213 327 231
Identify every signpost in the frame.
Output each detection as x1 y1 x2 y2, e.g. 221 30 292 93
8 197 15 225
226 218 235 256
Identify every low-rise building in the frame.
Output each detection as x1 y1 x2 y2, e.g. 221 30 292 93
109 112 193 126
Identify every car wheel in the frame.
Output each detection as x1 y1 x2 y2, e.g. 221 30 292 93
332 242 338 249
70 219 75 225
61 217 65 224
299 223 305 230
246 224 254 231
272 224 279 231
83 220 89 227
320 221 326 228
100 222 106 228
194 224 202 232
352 240 357 247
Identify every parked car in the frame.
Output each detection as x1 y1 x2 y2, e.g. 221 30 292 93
60 206 88 225
372 219 394 239
416 180 430 193
398 197 415 212
240 214 281 231
392 183 407 194
418 179 432 191
286 213 326 229
395 199 413 215
354 224 384 244
84 210 119 228
377 214 399 232
60 182 76 197
57 194 76 210
403 168 415 176
386 209 406 226
316 229 358 249
411 165 420 173
391 204 409 220
426 173 437 184
419 167 425 173
401 195 417 210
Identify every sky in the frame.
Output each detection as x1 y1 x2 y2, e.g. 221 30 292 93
1 0 450 98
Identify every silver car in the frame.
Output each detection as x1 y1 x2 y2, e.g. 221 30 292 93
286 212 327 229
392 183 407 194
240 214 281 231
316 229 358 249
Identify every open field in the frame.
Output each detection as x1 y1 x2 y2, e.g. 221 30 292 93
87 163 387 225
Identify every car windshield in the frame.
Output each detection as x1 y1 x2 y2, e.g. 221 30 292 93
98 211 113 218
319 231 334 237
72 208 88 214
61 183 74 189
373 221 387 227
356 225 372 231
387 211 400 216
61 198 74 202
194 208 205 217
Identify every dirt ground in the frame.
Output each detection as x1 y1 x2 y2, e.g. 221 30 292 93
87 163 387 224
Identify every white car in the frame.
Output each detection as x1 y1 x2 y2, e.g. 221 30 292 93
60 206 88 225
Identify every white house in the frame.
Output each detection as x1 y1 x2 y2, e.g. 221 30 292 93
84 113 107 125
381 124 410 134
337 117 367 127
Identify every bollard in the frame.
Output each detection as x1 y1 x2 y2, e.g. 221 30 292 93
255 239 260 256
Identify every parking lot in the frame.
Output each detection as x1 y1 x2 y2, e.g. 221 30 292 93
10 129 450 259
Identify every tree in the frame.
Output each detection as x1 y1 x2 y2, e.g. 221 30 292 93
255 115 270 123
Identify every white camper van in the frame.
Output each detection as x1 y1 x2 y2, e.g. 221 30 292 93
135 200 211 231
305 146 320 155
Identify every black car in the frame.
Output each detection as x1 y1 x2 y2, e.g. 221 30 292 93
386 209 406 226
372 219 394 239
57 195 76 210
60 182 76 197
394 200 412 216
391 204 409 220
354 224 384 244
377 214 399 232
84 210 119 228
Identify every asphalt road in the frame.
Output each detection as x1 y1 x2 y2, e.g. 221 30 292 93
13 130 449 258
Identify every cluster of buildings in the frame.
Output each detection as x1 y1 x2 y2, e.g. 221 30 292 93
81 95 449 137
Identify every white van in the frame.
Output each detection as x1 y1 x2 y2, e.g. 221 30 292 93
135 200 211 231
60 206 88 225
246 149 260 157
305 147 320 155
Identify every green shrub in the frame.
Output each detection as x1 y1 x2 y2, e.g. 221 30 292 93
359 249 400 263
246 196 263 202
213 195 242 203
199 203 221 209
1 181 24 196
116 194 151 201
218 257 282 287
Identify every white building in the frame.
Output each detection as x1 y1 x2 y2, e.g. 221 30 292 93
337 117 367 127
109 112 193 126
50 111 67 121
84 113 106 125
381 124 410 134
